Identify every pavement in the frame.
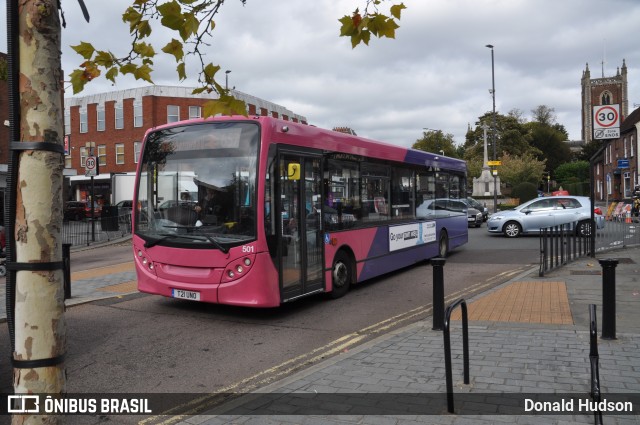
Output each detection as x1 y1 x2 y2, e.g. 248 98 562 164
1 241 639 424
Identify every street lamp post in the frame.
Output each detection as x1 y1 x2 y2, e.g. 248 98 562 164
486 44 497 213
225 70 231 91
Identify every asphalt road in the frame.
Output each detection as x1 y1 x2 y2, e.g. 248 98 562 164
0 225 539 421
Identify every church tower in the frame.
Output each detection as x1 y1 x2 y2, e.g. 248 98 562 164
581 59 628 143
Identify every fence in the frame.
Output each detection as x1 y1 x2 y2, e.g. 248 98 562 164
62 211 132 247
539 217 640 275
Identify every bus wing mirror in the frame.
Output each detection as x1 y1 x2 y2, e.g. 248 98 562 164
288 163 301 180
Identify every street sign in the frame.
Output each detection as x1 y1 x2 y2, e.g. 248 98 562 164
617 159 630 169
593 104 620 140
85 156 97 177
487 160 501 166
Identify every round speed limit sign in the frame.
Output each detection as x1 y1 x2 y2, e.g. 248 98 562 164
85 156 97 176
593 105 620 129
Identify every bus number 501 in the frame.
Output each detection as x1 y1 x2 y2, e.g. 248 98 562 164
242 245 255 253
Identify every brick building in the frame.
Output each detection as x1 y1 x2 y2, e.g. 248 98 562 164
64 85 307 203
593 106 640 201
582 60 639 202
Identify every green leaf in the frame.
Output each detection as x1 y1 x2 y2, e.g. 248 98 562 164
69 69 89 94
158 1 184 31
94 51 115 68
339 16 356 36
71 42 95 60
137 20 152 38
105 67 119 84
390 3 406 20
203 63 220 84
379 18 399 38
120 63 137 75
176 62 186 81
202 96 247 118
133 63 154 83
162 39 184 62
133 42 156 58
122 7 142 32
180 12 200 40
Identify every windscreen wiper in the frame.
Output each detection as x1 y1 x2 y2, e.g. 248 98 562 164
144 232 229 253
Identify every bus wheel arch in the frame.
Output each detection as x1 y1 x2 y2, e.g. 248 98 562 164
329 248 355 299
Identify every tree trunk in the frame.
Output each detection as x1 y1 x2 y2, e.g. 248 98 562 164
12 0 66 423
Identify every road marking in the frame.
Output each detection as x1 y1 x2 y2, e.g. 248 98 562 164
139 265 529 424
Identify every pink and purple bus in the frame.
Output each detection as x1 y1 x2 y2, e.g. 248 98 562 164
133 116 468 307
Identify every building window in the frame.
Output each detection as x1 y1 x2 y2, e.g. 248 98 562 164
134 141 142 163
80 108 88 133
80 147 88 167
624 137 628 158
115 102 124 129
65 155 72 169
134 100 143 127
624 172 631 198
167 105 180 123
631 135 635 158
64 109 71 135
601 91 612 105
97 145 107 166
115 143 125 165
189 106 201 120
97 105 105 131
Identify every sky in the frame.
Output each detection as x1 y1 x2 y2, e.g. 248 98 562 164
1 0 639 148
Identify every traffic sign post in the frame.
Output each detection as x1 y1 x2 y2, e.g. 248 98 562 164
84 156 98 242
85 156 97 177
593 104 620 140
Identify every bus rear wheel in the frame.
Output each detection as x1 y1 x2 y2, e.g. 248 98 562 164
330 251 352 299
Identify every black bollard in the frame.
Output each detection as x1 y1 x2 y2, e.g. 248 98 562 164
599 258 619 340
63 243 72 300
431 257 446 330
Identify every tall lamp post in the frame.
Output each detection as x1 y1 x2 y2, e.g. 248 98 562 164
486 44 498 213
225 70 231 91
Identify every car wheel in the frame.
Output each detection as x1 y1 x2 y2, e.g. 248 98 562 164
475 220 482 228
503 221 521 238
330 251 352 299
577 220 593 237
0 264 6 277
438 230 449 258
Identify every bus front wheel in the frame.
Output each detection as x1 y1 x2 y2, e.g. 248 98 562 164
330 251 352 299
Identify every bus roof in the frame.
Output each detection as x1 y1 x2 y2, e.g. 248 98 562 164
144 115 467 173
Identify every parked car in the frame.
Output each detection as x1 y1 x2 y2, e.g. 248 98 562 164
467 207 483 228
487 196 605 238
465 197 489 221
64 201 102 221
115 200 133 223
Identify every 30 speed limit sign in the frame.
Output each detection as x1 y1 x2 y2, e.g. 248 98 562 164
593 104 620 139
85 156 97 177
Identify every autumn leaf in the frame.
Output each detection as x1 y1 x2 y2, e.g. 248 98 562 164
390 3 406 20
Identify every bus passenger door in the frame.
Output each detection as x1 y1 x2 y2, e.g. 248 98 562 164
279 154 324 301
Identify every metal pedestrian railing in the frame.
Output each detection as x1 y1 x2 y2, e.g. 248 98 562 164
539 221 593 276
62 212 132 247
539 217 640 276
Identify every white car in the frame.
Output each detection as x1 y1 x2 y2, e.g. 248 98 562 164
487 196 605 238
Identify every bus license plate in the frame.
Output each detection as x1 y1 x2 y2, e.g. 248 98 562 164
172 289 201 301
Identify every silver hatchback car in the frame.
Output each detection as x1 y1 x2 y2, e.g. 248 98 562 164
487 196 605 237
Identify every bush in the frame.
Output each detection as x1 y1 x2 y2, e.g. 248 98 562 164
511 182 538 204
